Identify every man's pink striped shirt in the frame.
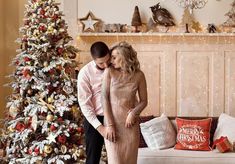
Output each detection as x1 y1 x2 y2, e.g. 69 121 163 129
77 61 104 129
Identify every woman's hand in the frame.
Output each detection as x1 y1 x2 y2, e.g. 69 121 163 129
105 125 116 142
125 110 137 128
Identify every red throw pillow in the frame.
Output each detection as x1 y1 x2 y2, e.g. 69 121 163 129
175 118 212 151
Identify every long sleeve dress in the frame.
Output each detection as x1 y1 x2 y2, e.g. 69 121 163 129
102 67 147 164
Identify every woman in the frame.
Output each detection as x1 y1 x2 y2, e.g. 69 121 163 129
102 41 148 164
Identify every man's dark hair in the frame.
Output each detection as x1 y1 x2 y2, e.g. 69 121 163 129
90 41 110 59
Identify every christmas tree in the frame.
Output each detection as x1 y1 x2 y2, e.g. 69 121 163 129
223 0 235 27
1 0 85 163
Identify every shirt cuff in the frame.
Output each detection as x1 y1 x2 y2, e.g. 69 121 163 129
92 118 102 129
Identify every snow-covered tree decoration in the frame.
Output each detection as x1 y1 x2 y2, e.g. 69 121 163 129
2 0 85 163
223 0 235 27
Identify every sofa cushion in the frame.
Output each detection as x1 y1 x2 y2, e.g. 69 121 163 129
214 113 235 143
139 115 154 148
175 118 212 151
140 114 176 149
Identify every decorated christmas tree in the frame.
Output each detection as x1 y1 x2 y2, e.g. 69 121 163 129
1 0 85 163
223 0 235 27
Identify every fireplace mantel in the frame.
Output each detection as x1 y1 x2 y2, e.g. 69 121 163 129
77 33 235 117
77 33 235 49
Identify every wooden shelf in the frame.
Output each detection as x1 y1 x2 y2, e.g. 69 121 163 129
78 32 235 37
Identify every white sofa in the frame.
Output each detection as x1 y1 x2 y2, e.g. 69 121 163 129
137 116 235 164
138 147 235 164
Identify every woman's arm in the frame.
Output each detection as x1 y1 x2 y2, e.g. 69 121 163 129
132 71 148 115
125 71 148 128
101 68 116 142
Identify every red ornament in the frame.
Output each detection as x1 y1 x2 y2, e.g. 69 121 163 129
69 127 74 133
24 20 29 25
57 117 63 122
34 147 40 155
53 15 58 20
22 36 27 42
77 127 83 133
47 85 55 93
27 117 32 128
28 148 32 155
15 122 25 132
15 61 19 65
57 47 64 55
40 9 45 15
39 25 46 32
24 57 30 62
22 69 31 79
65 67 72 74
50 125 57 131
49 69 55 75
57 135 67 144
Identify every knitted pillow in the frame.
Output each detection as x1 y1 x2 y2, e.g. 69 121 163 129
138 115 154 148
140 114 176 149
213 113 235 143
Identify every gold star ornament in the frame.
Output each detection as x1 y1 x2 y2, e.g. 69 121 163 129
78 11 101 32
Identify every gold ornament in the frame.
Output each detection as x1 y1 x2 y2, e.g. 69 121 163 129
61 145 67 154
78 148 85 157
8 126 15 132
9 106 18 118
47 26 54 33
47 97 54 103
27 89 33 95
43 61 49 67
43 145 53 154
46 114 54 122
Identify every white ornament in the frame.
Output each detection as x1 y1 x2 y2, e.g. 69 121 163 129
63 85 74 94
47 133 57 144
31 115 38 131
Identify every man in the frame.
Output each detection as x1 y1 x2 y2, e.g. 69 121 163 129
77 41 110 164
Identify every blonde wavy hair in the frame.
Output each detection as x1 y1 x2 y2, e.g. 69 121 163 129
110 41 140 76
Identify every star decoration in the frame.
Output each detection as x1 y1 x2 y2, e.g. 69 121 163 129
78 11 101 32
47 133 57 144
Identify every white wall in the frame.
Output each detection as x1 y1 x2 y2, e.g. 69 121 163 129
77 0 234 26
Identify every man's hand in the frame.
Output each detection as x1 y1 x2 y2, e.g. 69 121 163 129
97 125 106 137
105 126 116 143
97 125 116 142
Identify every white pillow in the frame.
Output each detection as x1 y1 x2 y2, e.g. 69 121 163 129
214 113 235 143
140 113 176 150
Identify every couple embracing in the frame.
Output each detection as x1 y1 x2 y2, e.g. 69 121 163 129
77 41 148 164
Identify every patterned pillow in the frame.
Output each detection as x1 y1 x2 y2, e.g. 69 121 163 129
140 114 176 149
175 118 212 151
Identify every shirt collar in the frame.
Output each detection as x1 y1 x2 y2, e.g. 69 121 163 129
92 61 104 74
